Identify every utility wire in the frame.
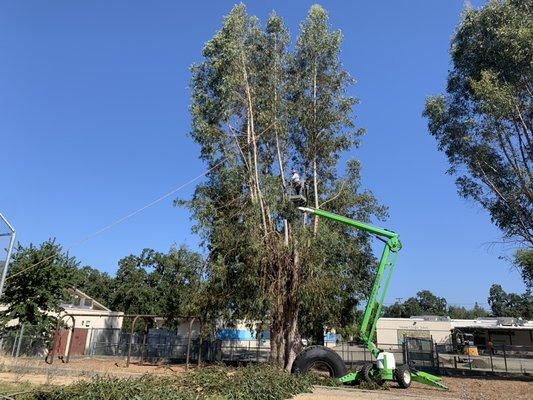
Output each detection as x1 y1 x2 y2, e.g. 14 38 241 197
4 160 225 283
4 124 275 283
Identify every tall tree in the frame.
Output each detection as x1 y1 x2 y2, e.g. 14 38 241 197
423 0 532 281
0 240 77 335
290 5 361 235
186 4 384 369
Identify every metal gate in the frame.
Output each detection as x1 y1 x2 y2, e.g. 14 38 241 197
403 337 439 372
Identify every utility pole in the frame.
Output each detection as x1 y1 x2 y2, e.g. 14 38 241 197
0 212 16 297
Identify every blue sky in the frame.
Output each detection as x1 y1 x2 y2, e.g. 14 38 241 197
0 1 525 308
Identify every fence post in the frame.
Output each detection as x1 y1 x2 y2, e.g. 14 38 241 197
489 348 494 373
139 330 147 366
15 324 25 357
186 318 194 370
434 340 440 374
503 344 508 372
11 330 19 357
197 321 203 366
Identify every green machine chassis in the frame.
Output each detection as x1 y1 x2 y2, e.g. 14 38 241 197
298 207 447 390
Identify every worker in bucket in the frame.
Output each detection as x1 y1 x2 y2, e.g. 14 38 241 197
291 169 302 195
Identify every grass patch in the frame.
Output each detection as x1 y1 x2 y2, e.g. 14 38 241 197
0 381 34 397
17 364 316 400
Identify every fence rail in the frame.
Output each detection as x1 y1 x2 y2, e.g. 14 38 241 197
1 326 532 376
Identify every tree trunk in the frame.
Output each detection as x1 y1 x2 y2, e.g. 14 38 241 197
241 51 269 232
312 157 319 234
312 60 320 235
283 244 302 371
269 318 285 367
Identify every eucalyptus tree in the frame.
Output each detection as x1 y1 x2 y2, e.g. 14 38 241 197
423 0 532 279
185 4 384 369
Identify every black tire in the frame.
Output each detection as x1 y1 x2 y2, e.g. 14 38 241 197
360 362 374 383
291 345 347 378
361 362 384 385
395 364 412 389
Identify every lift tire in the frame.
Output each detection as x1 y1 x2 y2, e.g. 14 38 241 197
361 362 384 385
291 345 347 378
395 364 412 389
361 362 374 383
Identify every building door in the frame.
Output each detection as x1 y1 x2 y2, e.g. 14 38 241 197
52 328 69 356
69 328 88 356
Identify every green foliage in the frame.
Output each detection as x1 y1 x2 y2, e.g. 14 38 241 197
448 303 489 319
514 248 533 289
20 364 316 400
110 246 205 327
488 284 533 319
1 240 205 334
423 1 532 267
383 290 488 319
185 3 385 365
0 239 77 335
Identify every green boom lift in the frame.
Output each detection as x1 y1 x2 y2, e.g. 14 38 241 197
291 207 447 390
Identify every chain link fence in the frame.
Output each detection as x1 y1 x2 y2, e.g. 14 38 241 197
2 325 532 376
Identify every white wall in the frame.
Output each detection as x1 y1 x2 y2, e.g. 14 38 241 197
377 318 453 345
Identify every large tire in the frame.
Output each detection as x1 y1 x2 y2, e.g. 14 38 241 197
361 362 374 383
361 362 384 385
291 345 347 378
395 364 412 389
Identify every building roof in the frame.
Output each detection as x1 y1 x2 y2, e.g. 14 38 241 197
62 287 111 312
451 317 533 330
379 316 533 330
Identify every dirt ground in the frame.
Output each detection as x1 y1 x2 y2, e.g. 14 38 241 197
296 377 533 400
0 357 531 399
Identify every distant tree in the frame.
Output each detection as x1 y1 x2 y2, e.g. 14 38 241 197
0 239 77 335
382 290 490 318
423 0 532 282
72 266 114 307
110 246 205 326
149 245 205 324
488 284 533 319
448 303 489 319
415 290 447 315
111 250 159 317
384 290 447 318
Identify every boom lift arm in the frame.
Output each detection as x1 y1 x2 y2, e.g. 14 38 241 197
296 207 447 390
299 207 400 357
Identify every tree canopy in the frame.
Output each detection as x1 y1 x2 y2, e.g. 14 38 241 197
0 239 78 335
488 284 533 319
184 4 385 369
1 240 204 334
383 290 489 319
423 0 532 283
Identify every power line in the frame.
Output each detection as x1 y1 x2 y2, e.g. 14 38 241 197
5 160 225 283
4 124 275 283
